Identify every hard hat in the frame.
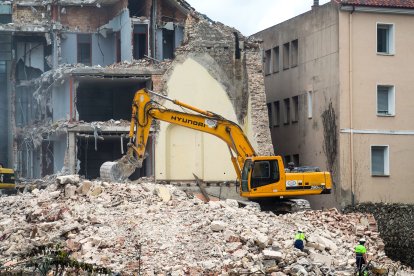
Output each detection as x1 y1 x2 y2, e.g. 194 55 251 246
298 228 304 232
359 238 366 243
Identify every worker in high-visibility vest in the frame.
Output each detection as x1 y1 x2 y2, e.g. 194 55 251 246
294 229 307 251
355 238 368 275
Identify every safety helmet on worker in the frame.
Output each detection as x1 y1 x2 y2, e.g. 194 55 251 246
359 238 366 244
298 228 304 233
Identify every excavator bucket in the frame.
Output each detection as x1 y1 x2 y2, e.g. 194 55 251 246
100 155 142 182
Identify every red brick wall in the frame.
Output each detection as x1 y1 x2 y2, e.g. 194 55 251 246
151 74 164 92
60 6 112 32
13 6 49 25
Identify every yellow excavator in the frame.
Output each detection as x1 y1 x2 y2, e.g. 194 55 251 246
100 88 332 210
0 165 16 195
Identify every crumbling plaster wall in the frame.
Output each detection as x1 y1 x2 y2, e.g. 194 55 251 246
98 8 133 61
60 32 116 66
154 14 273 181
13 5 50 25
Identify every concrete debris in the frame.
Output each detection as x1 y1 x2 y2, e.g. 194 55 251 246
0 178 412 275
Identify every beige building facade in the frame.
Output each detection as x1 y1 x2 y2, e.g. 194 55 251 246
254 0 414 207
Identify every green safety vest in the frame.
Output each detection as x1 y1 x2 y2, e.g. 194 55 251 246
295 232 305 241
355 244 366 254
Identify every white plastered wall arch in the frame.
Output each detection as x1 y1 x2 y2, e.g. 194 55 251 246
155 54 239 181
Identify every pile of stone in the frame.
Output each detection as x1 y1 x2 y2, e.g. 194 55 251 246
0 176 412 275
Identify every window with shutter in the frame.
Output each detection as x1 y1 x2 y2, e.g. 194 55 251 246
377 85 394 116
377 24 394 54
371 146 389 176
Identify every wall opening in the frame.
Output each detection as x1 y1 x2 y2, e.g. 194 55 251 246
133 24 148 60
76 78 146 122
77 134 153 180
162 29 174 60
128 0 146 17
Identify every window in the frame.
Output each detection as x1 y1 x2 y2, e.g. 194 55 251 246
0 4 12 24
264 49 271 75
293 154 300 166
0 14 11 24
115 32 121 63
272 46 279 73
133 24 148 60
377 23 394 54
250 160 280 189
292 96 299 123
283 98 290 124
77 34 92 65
284 155 291 166
371 146 389 176
377 85 395 116
307 91 313 119
267 103 272 127
291 39 298 67
273 101 280 127
283 43 290 69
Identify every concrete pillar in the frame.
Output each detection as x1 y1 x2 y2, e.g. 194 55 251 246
68 132 77 174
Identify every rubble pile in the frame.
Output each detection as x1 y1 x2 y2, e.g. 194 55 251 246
345 203 414 268
1 177 412 275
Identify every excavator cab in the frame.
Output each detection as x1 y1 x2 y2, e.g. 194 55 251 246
240 156 332 199
240 156 285 197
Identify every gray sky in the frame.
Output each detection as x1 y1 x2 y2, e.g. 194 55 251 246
185 0 331 36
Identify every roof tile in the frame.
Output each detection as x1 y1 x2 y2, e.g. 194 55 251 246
341 0 414 8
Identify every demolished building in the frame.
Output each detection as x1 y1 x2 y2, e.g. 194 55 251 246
0 0 273 181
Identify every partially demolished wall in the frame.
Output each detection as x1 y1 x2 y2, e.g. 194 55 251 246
3 0 274 179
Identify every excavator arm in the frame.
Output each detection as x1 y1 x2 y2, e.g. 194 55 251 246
101 88 257 181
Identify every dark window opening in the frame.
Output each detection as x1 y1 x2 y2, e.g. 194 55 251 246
267 103 272 128
293 154 299 166
284 98 290 124
115 32 121 63
264 49 271 75
133 25 148 60
0 34 12 60
41 141 54 177
0 14 12 24
234 32 241 60
76 79 146 122
77 135 152 180
284 155 291 166
77 34 92 66
128 0 146 17
283 42 290 69
291 39 298 67
292 96 299 123
274 101 280 127
162 29 174 60
250 160 280 189
272 46 279 73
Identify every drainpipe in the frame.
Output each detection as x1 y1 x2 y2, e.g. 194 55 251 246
349 6 355 205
